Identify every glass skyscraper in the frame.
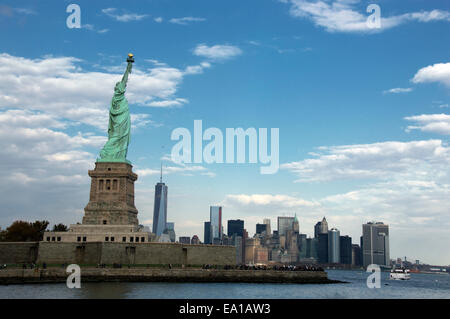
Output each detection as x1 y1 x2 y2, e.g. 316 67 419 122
263 218 271 235
204 221 211 244
255 223 267 235
210 206 222 241
328 228 341 264
228 219 244 237
152 175 168 236
318 233 329 263
362 222 390 267
340 235 352 265
277 216 295 237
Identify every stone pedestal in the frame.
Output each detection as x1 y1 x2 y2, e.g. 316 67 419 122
83 162 139 226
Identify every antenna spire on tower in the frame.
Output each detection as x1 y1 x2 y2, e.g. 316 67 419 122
160 161 163 183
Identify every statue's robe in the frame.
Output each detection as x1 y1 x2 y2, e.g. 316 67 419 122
98 71 131 162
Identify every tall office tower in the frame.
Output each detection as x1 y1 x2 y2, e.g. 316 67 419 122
227 219 244 237
340 235 352 265
232 235 244 264
293 214 300 233
152 167 168 236
360 236 364 266
298 234 308 259
255 223 267 235
277 216 295 237
306 237 318 260
328 228 341 264
352 244 362 266
204 221 211 244
362 222 390 267
210 206 223 241
314 217 329 238
318 233 329 263
263 218 271 235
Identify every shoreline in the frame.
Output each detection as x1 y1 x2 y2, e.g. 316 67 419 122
0 268 344 285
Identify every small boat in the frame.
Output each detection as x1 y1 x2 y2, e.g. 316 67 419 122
390 268 411 280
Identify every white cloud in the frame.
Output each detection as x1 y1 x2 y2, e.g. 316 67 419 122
0 6 37 17
146 98 188 108
0 53 211 131
412 62 450 87
169 17 206 25
14 8 37 15
405 114 450 135
193 44 242 61
281 139 450 183
154 17 163 23
102 8 149 22
383 87 413 94
281 0 450 33
81 24 109 34
223 194 318 208
0 108 104 226
184 62 211 75
136 164 214 178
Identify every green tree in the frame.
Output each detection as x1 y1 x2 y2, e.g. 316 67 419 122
52 223 68 232
4 220 49 242
31 220 49 241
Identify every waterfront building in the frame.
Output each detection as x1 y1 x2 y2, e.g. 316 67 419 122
163 222 176 242
232 235 244 264
362 222 390 267
191 235 200 245
293 214 299 233
222 235 233 246
277 216 295 237
328 228 340 264
228 219 244 237
179 236 190 244
298 234 308 259
352 244 362 266
256 223 267 235
340 235 352 265
314 217 328 238
244 237 269 264
204 221 211 244
263 218 271 235
210 206 223 241
317 233 328 263
158 233 171 243
306 237 318 261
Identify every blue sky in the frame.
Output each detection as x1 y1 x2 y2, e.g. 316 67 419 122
0 0 449 265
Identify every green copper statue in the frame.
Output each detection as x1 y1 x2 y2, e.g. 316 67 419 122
98 54 135 164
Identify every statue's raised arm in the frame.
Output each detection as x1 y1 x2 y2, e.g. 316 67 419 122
121 60 133 87
114 54 134 94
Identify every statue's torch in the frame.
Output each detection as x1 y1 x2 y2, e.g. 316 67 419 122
127 53 135 63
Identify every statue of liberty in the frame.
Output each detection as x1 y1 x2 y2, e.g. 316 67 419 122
98 54 134 164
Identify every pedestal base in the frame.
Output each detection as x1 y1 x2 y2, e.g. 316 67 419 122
83 162 139 226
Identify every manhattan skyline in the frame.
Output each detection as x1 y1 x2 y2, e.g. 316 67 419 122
0 0 449 265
